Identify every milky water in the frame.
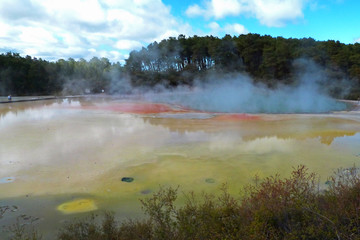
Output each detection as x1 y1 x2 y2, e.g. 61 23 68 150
0 97 360 238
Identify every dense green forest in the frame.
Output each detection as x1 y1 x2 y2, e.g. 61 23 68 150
1 34 360 99
0 53 122 96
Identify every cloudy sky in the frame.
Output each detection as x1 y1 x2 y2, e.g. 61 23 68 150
0 0 359 63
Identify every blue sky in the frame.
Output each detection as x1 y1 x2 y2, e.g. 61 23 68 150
0 0 359 62
166 0 360 43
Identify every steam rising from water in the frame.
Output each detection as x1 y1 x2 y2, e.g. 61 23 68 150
144 76 347 114
111 59 348 113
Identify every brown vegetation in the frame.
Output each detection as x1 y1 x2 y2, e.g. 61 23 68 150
55 165 359 240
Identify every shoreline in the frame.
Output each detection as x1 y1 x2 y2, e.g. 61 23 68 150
1 95 359 113
0 95 103 104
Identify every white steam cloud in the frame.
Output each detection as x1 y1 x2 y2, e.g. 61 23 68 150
144 79 345 114
109 59 348 113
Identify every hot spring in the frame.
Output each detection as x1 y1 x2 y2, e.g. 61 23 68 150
0 96 359 238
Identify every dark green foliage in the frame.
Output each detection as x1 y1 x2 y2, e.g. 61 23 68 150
125 34 360 99
0 53 123 96
1 34 360 98
57 165 360 240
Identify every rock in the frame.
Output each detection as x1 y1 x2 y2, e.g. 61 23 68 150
205 178 215 183
121 177 134 183
141 189 151 195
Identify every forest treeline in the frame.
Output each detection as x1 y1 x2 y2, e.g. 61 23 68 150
1 34 360 98
0 53 122 96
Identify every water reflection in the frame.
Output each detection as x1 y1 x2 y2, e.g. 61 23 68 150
0 97 110 122
1 99 359 181
144 114 360 146
0 98 359 239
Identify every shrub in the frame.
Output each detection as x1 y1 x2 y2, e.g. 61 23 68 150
5 215 42 240
56 165 360 240
322 166 360 239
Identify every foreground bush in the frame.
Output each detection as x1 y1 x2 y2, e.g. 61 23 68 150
56 165 359 240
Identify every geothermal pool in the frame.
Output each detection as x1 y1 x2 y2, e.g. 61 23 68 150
0 97 360 237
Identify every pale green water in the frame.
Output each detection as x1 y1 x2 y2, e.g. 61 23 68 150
0 98 359 238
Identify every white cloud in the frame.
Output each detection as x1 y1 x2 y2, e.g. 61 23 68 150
211 0 243 19
208 22 221 32
187 0 242 19
186 0 309 27
0 22 12 38
186 4 207 18
207 22 248 36
224 23 249 35
115 40 143 51
0 0 190 62
354 37 360 43
19 27 58 45
39 0 106 25
249 0 305 27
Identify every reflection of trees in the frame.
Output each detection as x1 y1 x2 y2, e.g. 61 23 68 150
143 116 360 145
316 131 356 145
0 98 77 120
1 99 359 146
143 117 221 135
0 100 56 119
242 130 357 146
0 96 114 119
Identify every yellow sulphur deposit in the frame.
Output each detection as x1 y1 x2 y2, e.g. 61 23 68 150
57 199 97 214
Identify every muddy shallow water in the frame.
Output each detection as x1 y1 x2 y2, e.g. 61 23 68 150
0 97 360 238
